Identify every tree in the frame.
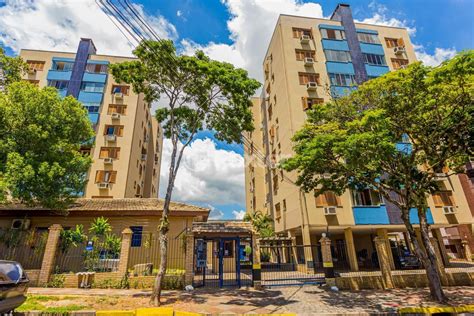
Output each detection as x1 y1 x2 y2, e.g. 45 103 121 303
244 210 275 237
0 81 94 209
0 47 27 90
111 40 260 305
281 52 473 302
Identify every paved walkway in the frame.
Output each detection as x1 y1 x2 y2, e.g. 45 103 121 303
27 286 474 315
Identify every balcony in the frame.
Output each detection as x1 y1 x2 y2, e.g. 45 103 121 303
47 70 72 81
353 205 434 225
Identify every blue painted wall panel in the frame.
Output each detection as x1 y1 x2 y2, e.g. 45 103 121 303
360 43 385 55
88 113 99 124
322 39 349 51
87 60 109 65
47 70 72 81
331 86 357 98
78 91 103 103
409 208 434 224
83 72 107 83
396 142 412 154
353 206 390 225
319 24 345 30
326 62 355 74
52 57 75 63
356 28 378 34
365 64 390 77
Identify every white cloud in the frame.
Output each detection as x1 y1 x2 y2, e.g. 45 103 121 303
159 138 245 206
356 2 416 36
232 210 246 220
0 0 177 56
413 45 457 67
177 10 182 17
208 205 224 220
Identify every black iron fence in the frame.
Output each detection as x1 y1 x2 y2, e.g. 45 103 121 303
0 228 47 269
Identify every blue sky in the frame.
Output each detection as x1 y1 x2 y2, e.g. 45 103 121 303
0 0 472 219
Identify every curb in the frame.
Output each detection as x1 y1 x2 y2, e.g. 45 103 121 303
399 304 474 314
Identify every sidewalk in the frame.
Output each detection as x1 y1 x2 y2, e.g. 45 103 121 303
26 286 474 315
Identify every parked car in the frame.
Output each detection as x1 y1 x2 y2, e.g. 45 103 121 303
0 260 29 313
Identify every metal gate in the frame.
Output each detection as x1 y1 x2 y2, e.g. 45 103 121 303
193 236 253 288
260 243 325 286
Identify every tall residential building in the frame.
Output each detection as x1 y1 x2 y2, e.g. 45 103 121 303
20 38 163 199
244 4 473 269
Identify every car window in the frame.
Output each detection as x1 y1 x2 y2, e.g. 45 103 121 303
0 262 22 283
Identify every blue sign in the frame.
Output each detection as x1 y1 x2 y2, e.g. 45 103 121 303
85 241 93 251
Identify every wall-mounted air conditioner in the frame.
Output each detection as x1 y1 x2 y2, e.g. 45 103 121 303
324 206 337 215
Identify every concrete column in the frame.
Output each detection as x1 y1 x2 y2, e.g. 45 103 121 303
430 237 449 286
414 228 426 252
462 240 472 262
432 228 450 266
301 225 314 272
252 233 262 289
319 236 335 286
374 237 394 289
287 232 299 265
344 228 359 272
38 224 62 286
376 228 395 270
184 232 195 286
118 228 133 276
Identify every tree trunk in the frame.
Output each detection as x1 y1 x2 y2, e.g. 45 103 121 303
401 207 447 303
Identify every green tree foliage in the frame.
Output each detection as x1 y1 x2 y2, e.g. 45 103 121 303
111 39 260 305
0 82 94 209
244 210 275 238
0 47 27 89
59 224 87 253
282 52 473 302
89 216 112 237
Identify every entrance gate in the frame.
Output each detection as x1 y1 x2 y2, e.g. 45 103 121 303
193 236 253 288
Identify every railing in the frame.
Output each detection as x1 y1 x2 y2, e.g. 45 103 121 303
0 228 47 270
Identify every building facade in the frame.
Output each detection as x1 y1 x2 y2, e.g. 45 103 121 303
244 4 473 270
20 38 162 199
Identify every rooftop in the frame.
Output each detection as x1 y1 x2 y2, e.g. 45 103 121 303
192 221 254 235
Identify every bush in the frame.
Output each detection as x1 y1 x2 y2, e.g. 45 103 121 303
46 274 65 288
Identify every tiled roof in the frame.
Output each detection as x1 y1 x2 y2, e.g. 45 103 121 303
0 198 209 214
192 221 254 234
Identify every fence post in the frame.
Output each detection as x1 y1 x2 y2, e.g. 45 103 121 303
430 237 449 286
344 228 359 272
319 235 335 287
432 228 450 266
462 240 472 262
118 228 133 276
374 237 394 289
38 224 62 286
184 232 194 286
252 232 262 289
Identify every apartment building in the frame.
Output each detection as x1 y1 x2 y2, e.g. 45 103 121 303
244 4 473 270
20 38 162 198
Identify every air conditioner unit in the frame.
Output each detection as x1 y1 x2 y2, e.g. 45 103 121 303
103 157 113 164
106 134 116 142
394 46 406 55
304 57 314 66
442 206 456 215
306 82 318 91
98 182 109 189
114 92 124 100
324 206 337 215
111 113 121 120
141 154 147 161
11 219 31 230
270 162 277 170
259 123 264 130
300 35 310 44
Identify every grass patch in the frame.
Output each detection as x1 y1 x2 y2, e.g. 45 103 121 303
16 295 89 313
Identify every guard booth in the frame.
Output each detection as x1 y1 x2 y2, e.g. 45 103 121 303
191 221 254 288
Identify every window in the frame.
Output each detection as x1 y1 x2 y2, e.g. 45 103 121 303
83 102 101 113
320 28 346 40
99 147 120 159
26 60 45 71
328 73 356 86
223 240 234 257
315 191 340 206
130 226 143 247
295 49 316 61
298 72 320 85
357 32 380 44
363 53 386 66
385 37 404 48
324 50 351 62
104 125 124 136
95 170 117 183
112 85 129 95
352 189 382 206
81 82 105 93
52 61 74 71
432 191 455 207
301 97 324 110
292 28 313 39
391 58 409 70
48 80 68 90
85 63 108 74
273 173 279 194
108 104 127 115
275 202 281 219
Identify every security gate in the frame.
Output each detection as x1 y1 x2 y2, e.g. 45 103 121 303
193 237 253 288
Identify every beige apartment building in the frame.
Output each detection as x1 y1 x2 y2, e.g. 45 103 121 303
20 38 162 199
244 4 473 270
